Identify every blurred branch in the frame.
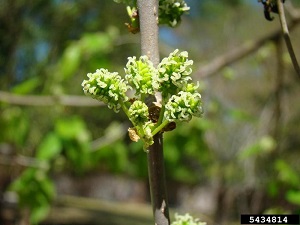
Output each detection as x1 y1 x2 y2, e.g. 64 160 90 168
277 0 300 78
45 195 153 224
0 91 103 107
196 7 300 78
0 154 49 170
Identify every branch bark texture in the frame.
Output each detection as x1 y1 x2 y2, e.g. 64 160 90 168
137 0 170 224
137 0 159 65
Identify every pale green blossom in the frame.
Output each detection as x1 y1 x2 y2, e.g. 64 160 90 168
172 213 206 225
128 100 149 125
82 49 203 150
154 49 193 99
81 68 129 112
159 0 190 27
125 56 157 97
164 91 203 122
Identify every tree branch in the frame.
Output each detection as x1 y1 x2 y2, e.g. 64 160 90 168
137 0 170 224
0 91 103 107
195 9 300 78
0 153 49 170
137 1 160 65
277 0 300 78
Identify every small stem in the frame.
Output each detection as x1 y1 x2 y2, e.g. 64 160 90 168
277 0 300 78
152 120 169 136
121 102 130 119
156 103 165 126
141 93 146 102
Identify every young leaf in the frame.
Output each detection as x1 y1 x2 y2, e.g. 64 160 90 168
36 132 62 161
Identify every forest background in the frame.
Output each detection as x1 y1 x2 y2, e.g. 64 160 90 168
0 0 300 224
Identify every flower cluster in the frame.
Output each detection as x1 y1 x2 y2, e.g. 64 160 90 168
81 69 128 112
82 49 202 150
154 49 193 99
114 0 189 29
128 100 149 125
171 213 206 225
165 91 202 122
125 56 156 97
159 0 190 27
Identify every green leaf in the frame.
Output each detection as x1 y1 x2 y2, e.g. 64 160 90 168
55 116 90 142
80 33 113 54
11 77 40 94
64 142 90 173
0 107 29 146
30 199 51 224
10 169 54 224
36 132 62 161
267 180 279 197
59 44 81 80
9 168 38 192
39 175 56 200
275 160 300 187
286 190 300 206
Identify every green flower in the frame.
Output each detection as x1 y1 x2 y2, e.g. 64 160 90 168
125 56 157 97
154 49 193 99
141 121 155 151
183 82 200 94
128 101 155 150
164 91 203 122
172 213 206 225
82 48 203 150
128 100 149 125
159 0 190 27
82 68 129 112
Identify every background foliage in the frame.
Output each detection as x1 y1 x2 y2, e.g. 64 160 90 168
1 0 300 224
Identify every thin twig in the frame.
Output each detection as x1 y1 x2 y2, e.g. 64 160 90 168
277 0 300 78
